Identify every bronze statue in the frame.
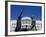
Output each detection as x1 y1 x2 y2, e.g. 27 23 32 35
31 16 37 31
15 9 23 32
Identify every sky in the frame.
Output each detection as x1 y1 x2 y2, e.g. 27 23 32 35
11 5 42 20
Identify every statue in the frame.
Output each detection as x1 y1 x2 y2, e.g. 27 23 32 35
31 16 37 31
15 9 23 32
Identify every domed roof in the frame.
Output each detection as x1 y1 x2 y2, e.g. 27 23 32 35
21 17 31 20
21 17 32 25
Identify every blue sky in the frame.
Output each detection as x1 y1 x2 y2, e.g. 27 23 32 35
11 5 42 20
